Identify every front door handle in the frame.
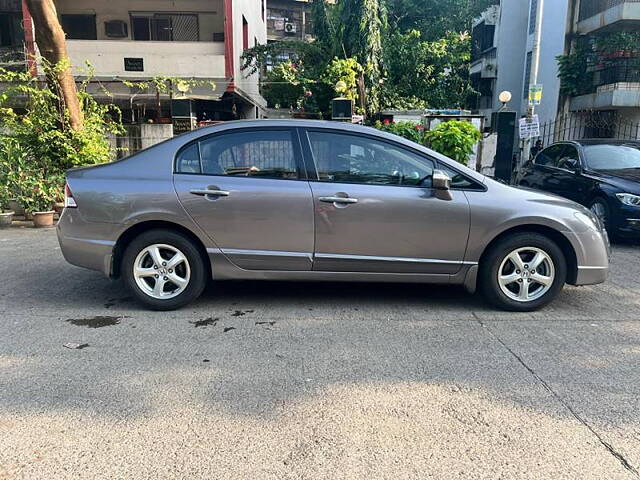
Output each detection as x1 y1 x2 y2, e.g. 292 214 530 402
190 189 230 197
319 196 358 204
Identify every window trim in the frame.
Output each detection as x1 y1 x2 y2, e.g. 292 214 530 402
300 128 485 191
173 127 308 181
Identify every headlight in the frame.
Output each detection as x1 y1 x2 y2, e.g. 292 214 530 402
616 193 640 207
574 211 599 231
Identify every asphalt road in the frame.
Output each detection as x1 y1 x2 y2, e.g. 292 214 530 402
1 227 640 479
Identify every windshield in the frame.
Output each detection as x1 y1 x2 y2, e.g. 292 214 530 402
583 144 640 171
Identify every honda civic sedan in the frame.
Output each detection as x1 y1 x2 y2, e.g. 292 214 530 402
516 140 640 238
58 120 609 311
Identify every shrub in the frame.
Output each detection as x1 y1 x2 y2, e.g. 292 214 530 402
0 61 124 213
423 120 481 164
373 120 425 145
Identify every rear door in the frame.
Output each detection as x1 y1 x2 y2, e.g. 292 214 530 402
173 128 314 271
302 129 471 274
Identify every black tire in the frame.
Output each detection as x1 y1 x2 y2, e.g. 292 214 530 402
589 197 611 234
479 232 567 312
122 229 207 311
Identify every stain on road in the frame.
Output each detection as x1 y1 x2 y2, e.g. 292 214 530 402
190 317 218 328
66 316 127 328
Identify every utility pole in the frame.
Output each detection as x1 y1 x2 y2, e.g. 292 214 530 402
522 0 545 167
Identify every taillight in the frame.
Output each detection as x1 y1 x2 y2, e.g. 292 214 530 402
64 183 77 208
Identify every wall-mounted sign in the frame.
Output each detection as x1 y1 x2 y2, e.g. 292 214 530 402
528 84 543 106
124 57 144 72
519 114 540 139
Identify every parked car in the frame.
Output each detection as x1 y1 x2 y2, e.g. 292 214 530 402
516 140 640 238
57 120 609 311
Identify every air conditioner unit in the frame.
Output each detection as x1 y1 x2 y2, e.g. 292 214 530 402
284 22 297 34
105 20 128 38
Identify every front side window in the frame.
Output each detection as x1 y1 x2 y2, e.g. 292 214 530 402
176 130 299 180
307 131 434 187
557 145 580 171
535 145 566 168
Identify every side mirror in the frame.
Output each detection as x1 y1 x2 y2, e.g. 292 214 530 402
432 170 453 201
433 170 452 190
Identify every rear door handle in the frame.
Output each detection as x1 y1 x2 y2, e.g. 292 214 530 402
319 196 358 204
190 189 230 197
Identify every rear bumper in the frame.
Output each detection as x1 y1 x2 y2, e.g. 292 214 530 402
56 209 116 277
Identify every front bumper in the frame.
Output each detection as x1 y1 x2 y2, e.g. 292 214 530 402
567 227 610 286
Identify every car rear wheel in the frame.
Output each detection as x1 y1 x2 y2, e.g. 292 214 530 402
479 233 567 311
122 229 207 310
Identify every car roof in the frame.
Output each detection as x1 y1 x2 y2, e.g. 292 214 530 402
573 139 640 147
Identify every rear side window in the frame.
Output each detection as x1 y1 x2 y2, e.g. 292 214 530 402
175 130 299 180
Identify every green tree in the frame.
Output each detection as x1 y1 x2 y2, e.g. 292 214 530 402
386 0 494 41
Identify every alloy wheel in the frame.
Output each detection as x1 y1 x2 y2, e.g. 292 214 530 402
497 247 555 303
133 244 191 299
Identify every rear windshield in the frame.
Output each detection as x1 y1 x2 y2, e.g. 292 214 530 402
583 144 640 171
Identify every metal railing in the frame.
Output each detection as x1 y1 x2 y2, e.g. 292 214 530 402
579 0 640 21
596 59 640 86
536 111 640 148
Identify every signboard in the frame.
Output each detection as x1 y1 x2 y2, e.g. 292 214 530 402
519 115 540 139
124 57 144 72
528 84 543 106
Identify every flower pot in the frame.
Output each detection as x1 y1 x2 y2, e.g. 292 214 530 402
7 199 25 216
32 211 55 228
0 211 14 229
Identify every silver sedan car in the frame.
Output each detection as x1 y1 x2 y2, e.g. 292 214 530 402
58 120 609 311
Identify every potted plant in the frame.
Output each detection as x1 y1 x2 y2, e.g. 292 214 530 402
18 172 60 228
0 183 14 229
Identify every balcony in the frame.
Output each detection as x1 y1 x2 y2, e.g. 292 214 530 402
470 48 498 79
0 46 26 72
64 40 226 79
577 0 640 34
570 58 640 110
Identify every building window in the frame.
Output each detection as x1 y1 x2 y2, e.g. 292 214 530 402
0 12 24 47
131 13 199 41
60 14 97 40
242 16 249 51
471 21 495 62
523 51 532 99
529 0 538 34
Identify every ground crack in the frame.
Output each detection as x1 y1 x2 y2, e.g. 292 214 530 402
474 314 639 478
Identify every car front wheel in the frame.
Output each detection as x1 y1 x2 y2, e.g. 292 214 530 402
479 233 567 311
122 229 207 310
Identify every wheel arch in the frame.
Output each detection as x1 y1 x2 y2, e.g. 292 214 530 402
111 220 211 279
478 224 579 285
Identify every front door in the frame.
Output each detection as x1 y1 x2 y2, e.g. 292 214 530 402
303 130 471 274
173 128 314 271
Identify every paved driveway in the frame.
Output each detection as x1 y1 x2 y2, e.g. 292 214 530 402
1 228 639 479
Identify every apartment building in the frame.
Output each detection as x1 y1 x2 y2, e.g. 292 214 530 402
565 0 640 124
470 0 569 127
4 0 267 128
266 0 313 42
